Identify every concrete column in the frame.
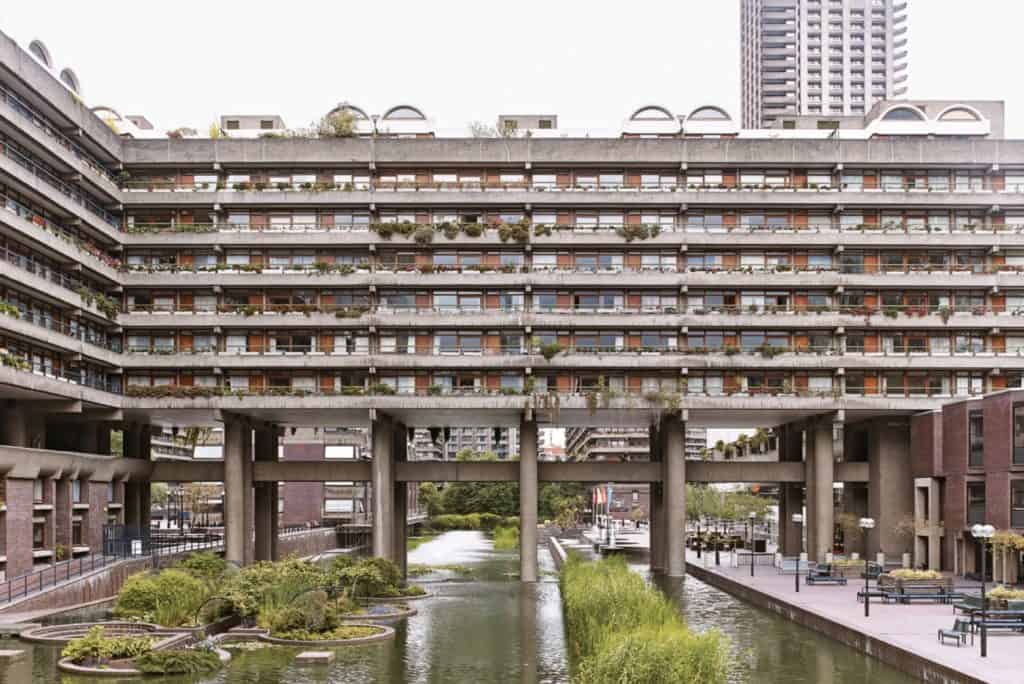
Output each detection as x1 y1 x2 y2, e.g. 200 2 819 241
371 415 396 560
927 478 942 570
778 484 803 556
392 421 408 577
123 424 142 460
241 426 253 565
520 417 538 583
648 423 665 573
664 416 686 578
123 482 141 531
867 419 913 559
253 428 278 562
4 478 33 579
807 421 835 563
223 417 247 565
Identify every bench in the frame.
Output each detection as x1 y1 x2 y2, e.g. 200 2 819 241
806 572 848 586
971 610 1024 634
938 618 972 647
856 589 888 603
953 595 983 615
896 584 952 604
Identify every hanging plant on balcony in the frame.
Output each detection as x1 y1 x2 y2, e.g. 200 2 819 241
413 226 435 245
498 219 530 244
438 222 460 240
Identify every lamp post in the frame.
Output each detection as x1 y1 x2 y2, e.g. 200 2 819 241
696 518 702 559
972 523 995 658
715 519 721 566
792 513 804 593
859 517 875 617
749 511 757 577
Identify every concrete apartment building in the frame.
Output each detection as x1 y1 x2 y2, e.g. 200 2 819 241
741 0 909 128
0 26 1022 582
566 426 706 462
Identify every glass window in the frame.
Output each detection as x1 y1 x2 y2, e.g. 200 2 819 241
1012 481 1024 528
968 411 984 467
967 482 986 525
1014 404 1024 465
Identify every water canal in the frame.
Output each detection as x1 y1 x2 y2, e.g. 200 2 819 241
0 531 916 683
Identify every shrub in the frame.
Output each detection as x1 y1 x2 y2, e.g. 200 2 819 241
561 556 729 683
492 525 520 551
113 569 209 627
222 557 328 619
134 649 222 674
272 625 382 641
989 585 1024 601
333 557 402 598
888 569 943 580
61 626 153 664
175 551 228 583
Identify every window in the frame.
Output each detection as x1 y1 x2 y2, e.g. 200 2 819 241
71 480 81 503
72 518 83 546
1012 481 1024 528
260 120 275 130
968 411 984 467
539 119 553 129
225 120 240 130
33 478 44 502
1014 404 1024 465
33 520 46 549
967 482 986 525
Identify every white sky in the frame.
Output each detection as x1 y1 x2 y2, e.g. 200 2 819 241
3 1 1023 137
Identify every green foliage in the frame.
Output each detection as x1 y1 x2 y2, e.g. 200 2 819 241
328 556 412 599
318 110 357 138
492 525 520 551
417 482 445 517
539 342 565 361
61 626 152 664
175 551 228 583
561 556 729 684
222 556 328 619
272 625 383 641
684 484 772 522
113 569 209 627
134 649 222 674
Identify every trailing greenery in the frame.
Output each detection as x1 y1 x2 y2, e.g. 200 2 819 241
61 626 153 665
561 556 729 684
134 649 222 674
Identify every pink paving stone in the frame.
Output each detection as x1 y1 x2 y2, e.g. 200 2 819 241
685 549 1018 684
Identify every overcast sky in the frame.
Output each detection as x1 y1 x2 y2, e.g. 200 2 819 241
2 1 1021 136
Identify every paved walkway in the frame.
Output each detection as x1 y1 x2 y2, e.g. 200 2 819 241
687 549 1017 684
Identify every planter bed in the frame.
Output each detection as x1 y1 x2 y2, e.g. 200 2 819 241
57 648 231 677
340 603 417 621
19 621 173 645
259 623 395 646
360 589 433 603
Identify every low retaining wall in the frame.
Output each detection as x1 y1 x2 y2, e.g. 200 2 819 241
686 562 984 684
548 537 568 570
0 529 341 616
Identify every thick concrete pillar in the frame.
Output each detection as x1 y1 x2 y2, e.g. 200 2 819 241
867 419 913 559
371 415 396 560
123 482 141 531
520 417 538 583
392 421 408 577
926 478 941 570
663 416 686 577
648 423 665 573
807 421 835 563
76 423 99 454
778 484 803 556
223 417 248 565
254 428 278 562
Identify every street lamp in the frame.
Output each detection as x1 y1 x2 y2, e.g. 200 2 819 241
714 518 721 566
971 523 996 658
696 518 702 559
749 511 757 577
792 513 804 593
859 517 875 617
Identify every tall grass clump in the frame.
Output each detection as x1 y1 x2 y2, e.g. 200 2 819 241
491 525 519 551
560 555 730 684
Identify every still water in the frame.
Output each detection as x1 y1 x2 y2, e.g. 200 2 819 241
0 531 916 683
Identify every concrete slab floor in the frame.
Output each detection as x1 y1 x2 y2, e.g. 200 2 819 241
686 549 1018 684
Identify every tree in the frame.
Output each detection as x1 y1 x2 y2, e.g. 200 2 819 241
110 429 123 456
150 482 169 508
417 482 444 517
553 495 584 530
468 121 498 138
318 110 357 138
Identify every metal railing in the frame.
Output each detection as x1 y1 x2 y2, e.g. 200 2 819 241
0 81 117 184
0 140 118 227
1 192 120 270
0 306 119 351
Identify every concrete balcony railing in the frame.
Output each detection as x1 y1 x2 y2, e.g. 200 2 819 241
0 82 121 200
116 184 1024 210
115 304 1024 331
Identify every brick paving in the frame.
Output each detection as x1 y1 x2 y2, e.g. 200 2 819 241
687 549 1019 684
